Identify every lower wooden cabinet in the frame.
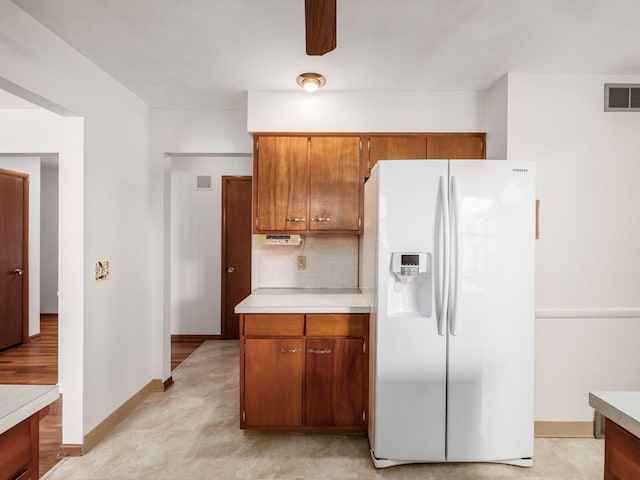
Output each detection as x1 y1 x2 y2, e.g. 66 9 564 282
0 413 39 480
240 313 368 431
604 418 640 480
305 338 365 427
243 338 303 427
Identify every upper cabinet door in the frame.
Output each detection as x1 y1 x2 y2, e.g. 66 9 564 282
426 134 485 159
366 135 428 177
309 136 362 232
254 136 309 232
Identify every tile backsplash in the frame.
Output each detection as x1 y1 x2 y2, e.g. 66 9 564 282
255 235 358 288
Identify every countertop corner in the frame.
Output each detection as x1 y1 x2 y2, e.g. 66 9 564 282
0 384 60 435
589 391 640 438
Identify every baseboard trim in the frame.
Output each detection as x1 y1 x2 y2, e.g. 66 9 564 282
534 421 594 438
82 379 164 454
171 334 222 341
59 444 82 457
28 332 42 342
163 376 174 391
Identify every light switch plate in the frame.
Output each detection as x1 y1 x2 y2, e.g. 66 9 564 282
95 260 110 281
297 256 306 270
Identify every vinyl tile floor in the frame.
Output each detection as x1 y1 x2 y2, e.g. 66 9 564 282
42 341 604 480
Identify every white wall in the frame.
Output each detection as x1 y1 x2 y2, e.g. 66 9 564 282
0 155 40 336
170 155 252 335
506 73 640 421
248 91 487 132
1 1 153 444
0 108 62 150
40 163 59 313
486 75 508 159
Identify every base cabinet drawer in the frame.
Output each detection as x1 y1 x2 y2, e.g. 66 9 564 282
243 314 304 336
306 314 367 337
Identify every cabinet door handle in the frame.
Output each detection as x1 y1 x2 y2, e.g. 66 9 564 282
11 268 25 275
285 218 307 222
311 217 331 222
279 348 302 353
307 348 332 355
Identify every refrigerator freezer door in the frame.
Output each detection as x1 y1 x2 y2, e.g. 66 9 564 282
370 160 449 462
446 160 535 462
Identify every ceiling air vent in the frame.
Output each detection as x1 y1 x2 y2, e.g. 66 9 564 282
195 175 212 190
604 84 640 111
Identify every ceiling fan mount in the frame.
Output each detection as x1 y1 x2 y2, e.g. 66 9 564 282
305 0 337 56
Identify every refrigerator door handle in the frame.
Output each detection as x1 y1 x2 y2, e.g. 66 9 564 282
437 175 450 336
449 175 462 335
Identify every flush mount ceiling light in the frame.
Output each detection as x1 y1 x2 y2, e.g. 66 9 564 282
297 72 326 92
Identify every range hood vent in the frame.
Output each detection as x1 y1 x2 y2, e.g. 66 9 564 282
604 84 640 111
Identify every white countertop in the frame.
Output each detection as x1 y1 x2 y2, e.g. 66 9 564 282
234 288 371 314
589 391 640 438
0 384 59 435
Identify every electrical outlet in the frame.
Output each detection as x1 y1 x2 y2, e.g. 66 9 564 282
297 256 306 270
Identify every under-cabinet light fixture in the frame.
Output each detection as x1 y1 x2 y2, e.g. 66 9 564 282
296 72 326 92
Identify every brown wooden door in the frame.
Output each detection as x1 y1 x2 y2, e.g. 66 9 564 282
254 136 309 232
0 169 28 351
222 177 252 340
243 338 303 427
305 338 365 426
366 135 428 177
426 134 485 159
308 136 361 232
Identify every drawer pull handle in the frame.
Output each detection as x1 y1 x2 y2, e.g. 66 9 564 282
279 348 302 353
307 348 332 355
311 217 331 222
285 218 307 223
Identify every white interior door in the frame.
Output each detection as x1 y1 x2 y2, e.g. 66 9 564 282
446 160 535 462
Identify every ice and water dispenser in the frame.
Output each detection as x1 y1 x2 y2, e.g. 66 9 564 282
387 252 432 317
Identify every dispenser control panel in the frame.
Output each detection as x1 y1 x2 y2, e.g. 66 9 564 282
391 252 429 281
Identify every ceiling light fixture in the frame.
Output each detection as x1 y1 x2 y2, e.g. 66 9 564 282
297 72 326 92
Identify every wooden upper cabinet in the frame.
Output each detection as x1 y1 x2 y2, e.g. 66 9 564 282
363 133 486 177
309 137 361 232
426 134 485 159
254 136 309 232
365 135 428 177
253 134 363 234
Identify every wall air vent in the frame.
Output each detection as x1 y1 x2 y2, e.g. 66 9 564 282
604 84 640 111
195 175 212 190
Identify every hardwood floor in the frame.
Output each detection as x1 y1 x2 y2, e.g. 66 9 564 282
171 339 205 371
0 315 205 478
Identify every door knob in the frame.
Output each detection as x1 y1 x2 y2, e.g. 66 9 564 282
227 267 235 273
11 269 24 275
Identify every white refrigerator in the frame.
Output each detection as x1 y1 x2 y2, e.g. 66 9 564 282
360 160 535 468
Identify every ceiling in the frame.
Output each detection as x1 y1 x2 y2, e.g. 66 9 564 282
12 0 640 109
